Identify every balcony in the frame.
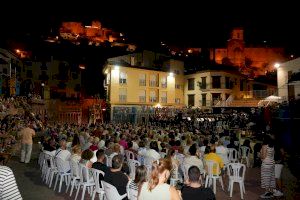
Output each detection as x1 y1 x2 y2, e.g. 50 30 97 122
150 97 157 103
150 81 158 87
139 80 146 86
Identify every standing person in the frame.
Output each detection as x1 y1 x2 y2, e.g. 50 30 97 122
19 122 35 164
260 135 276 198
273 147 285 197
0 166 22 200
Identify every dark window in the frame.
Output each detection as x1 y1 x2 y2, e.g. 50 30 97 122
3 68 7 74
188 78 195 90
212 76 221 88
240 80 244 91
188 94 195 107
225 77 230 89
26 70 33 78
201 77 207 89
40 62 47 71
39 71 49 81
201 94 206 106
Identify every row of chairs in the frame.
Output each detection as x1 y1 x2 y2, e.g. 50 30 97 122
39 151 130 200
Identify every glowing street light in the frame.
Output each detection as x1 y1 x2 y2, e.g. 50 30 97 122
274 63 280 69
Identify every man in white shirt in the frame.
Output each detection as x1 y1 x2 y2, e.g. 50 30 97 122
53 139 71 173
183 145 204 176
145 141 161 161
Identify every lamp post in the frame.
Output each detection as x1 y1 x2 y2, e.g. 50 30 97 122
41 83 45 99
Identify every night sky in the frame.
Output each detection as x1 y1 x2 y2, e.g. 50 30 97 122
2 2 299 53
1 1 299 96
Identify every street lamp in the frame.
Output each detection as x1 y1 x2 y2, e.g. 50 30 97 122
274 63 280 69
41 83 45 99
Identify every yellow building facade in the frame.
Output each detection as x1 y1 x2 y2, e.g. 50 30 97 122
104 61 185 107
184 70 253 108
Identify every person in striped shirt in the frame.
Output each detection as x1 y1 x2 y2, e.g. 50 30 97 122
0 166 22 200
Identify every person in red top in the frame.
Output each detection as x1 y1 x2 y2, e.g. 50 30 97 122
119 134 128 150
89 137 99 151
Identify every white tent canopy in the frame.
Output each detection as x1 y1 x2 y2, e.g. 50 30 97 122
264 95 282 101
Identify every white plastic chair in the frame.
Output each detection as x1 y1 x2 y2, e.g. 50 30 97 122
227 163 246 199
126 181 138 200
227 148 238 163
91 168 105 200
53 157 71 193
159 152 167 158
68 160 80 196
170 163 182 186
128 159 141 179
144 156 156 178
102 181 127 200
204 160 224 194
46 155 58 188
125 150 136 161
105 154 113 167
239 146 250 167
75 164 95 200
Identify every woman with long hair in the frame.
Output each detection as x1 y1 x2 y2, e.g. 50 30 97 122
128 165 147 192
138 158 181 200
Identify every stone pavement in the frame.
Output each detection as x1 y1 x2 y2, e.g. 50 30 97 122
7 144 270 200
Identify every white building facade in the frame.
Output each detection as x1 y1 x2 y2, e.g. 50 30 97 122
277 58 300 101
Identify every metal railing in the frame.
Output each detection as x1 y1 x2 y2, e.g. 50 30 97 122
150 81 158 87
139 80 146 86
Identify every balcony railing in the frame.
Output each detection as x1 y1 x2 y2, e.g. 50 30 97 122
150 97 157 102
240 90 277 99
119 95 127 102
150 81 158 87
139 80 146 86
139 96 146 102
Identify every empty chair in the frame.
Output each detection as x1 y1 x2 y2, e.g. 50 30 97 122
75 164 95 200
91 168 105 200
204 160 224 194
102 181 127 200
239 146 250 167
227 163 246 199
